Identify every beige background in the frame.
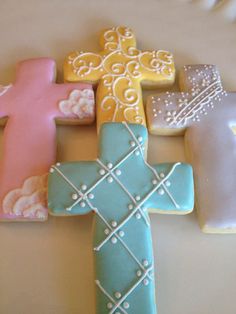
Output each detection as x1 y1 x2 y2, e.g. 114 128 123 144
0 1 236 313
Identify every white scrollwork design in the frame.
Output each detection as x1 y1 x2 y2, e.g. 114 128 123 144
67 26 174 123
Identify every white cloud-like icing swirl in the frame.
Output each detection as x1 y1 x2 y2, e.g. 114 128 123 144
59 89 95 119
2 174 48 219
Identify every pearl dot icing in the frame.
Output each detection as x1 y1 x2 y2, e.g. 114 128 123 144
158 188 165 195
115 292 121 299
115 169 122 176
99 169 106 175
107 176 113 183
72 193 78 200
111 237 117 244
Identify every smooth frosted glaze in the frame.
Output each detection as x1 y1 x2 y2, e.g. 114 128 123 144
146 65 236 233
64 26 175 129
0 58 95 221
48 122 194 314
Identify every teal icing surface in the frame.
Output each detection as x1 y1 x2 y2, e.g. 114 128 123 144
48 122 194 314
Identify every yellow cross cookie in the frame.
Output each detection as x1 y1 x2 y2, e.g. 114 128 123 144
64 26 175 129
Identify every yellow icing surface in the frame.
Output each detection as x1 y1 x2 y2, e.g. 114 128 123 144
64 26 175 129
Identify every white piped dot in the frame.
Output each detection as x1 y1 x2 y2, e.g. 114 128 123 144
158 188 165 195
135 195 141 201
119 230 125 237
143 279 149 286
50 168 54 173
115 292 121 299
107 302 113 309
128 204 134 210
135 150 140 156
111 237 117 244
88 193 94 199
115 169 121 176
123 302 130 309
137 270 142 277
72 193 78 200
111 221 117 228
160 172 165 178
56 162 61 166
136 213 141 219
107 162 113 169
104 228 110 235
81 184 87 191
130 141 136 147
152 179 158 185
143 260 149 267
137 136 143 142
165 180 171 187
80 202 86 208
99 169 106 175
107 176 113 183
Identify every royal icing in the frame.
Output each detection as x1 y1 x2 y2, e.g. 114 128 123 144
64 26 175 129
3 174 48 219
48 122 194 313
146 64 236 233
59 89 94 118
0 58 95 221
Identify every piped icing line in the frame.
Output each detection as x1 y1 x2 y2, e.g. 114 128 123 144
51 162 154 281
108 265 153 314
146 64 236 233
48 122 194 313
52 164 154 281
169 80 224 126
124 122 180 209
95 280 129 314
96 265 153 314
51 127 180 214
94 162 180 252
0 84 12 97
87 197 154 282
64 26 175 128
96 158 150 227
0 58 95 221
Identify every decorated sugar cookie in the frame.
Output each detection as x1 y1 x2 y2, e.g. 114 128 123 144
0 58 95 221
64 26 175 128
146 64 236 233
48 122 194 314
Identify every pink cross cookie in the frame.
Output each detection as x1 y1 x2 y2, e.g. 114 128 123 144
0 58 95 221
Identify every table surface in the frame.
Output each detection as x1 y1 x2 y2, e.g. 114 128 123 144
0 1 236 314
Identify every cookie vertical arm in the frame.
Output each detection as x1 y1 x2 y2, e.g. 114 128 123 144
149 163 194 214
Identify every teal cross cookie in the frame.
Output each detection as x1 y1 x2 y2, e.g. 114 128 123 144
48 122 194 314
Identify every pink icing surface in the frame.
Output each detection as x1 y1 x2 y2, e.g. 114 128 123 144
0 58 95 221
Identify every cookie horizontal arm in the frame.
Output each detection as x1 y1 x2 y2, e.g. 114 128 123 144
149 163 194 214
146 93 191 136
